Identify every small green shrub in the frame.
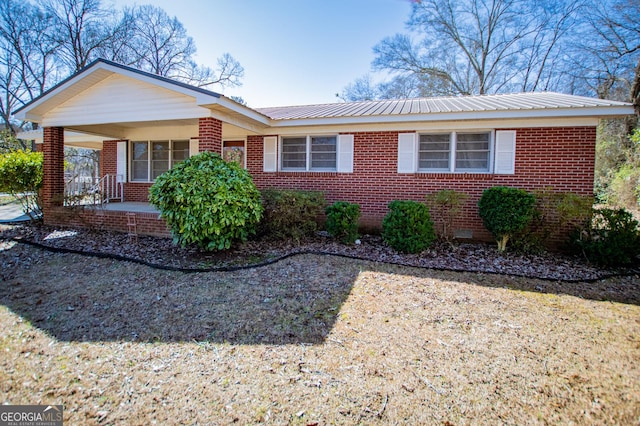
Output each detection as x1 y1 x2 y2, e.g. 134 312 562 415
382 200 436 253
478 186 536 252
149 152 263 251
0 149 43 220
425 189 468 241
325 201 361 244
570 208 640 266
259 189 326 242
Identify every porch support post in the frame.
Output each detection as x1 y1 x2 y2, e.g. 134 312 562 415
42 127 65 213
198 117 222 153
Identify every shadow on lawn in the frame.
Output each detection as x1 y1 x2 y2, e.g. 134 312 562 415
0 243 359 345
1 241 639 346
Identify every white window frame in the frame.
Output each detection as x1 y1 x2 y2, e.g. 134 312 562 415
280 134 338 172
417 130 494 173
129 139 191 182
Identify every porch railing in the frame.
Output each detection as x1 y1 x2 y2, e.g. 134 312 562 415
64 175 98 198
99 174 124 204
63 174 124 206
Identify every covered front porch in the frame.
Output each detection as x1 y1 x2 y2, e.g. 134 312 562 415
14 59 269 236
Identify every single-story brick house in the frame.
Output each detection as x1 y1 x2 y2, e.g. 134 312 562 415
15 59 635 239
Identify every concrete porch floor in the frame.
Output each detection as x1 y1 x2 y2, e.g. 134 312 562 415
88 202 160 214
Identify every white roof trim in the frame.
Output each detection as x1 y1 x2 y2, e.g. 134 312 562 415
17 128 106 145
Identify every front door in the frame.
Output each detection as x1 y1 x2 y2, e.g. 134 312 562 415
222 140 245 167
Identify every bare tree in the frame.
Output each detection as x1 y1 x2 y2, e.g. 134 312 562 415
337 75 380 101
0 0 245 136
182 53 244 89
43 0 119 72
106 5 243 89
577 0 639 107
121 5 196 77
347 0 583 99
0 0 62 133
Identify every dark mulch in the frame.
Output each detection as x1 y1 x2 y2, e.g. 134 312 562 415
1 223 636 282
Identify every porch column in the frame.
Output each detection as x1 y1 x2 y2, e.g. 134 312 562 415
42 127 65 212
198 117 222 153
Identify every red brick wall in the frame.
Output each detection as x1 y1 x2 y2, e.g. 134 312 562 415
198 117 222 152
247 127 597 239
100 140 119 177
42 127 65 213
79 126 595 240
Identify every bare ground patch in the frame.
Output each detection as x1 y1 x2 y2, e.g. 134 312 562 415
1 242 639 425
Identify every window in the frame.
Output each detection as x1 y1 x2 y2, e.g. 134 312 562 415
282 137 307 170
130 139 190 182
131 141 149 181
419 133 450 171
417 131 491 172
281 135 337 171
456 132 490 171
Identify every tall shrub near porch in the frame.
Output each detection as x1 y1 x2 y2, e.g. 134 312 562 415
0 150 43 220
149 152 262 251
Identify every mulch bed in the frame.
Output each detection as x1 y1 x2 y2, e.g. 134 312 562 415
1 222 636 282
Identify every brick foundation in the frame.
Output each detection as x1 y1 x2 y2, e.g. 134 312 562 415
45 207 171 238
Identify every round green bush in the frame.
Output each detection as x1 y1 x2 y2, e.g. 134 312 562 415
149 152 263 251
478 186 536 252
382 200 436 253
325 201 361 244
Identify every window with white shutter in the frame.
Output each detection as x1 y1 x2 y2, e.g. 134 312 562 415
337 134 354 173
397 133 417 173
494 130 516 174
116 141 127 182
263 136 278 172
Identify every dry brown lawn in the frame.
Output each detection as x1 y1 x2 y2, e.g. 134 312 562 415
1 241 639 425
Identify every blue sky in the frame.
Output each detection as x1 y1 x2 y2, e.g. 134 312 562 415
109 0 412 107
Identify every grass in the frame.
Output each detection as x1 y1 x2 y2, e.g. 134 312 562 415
0 194 17 206
0 243 639 424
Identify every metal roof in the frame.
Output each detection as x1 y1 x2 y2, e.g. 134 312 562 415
255 92 632 120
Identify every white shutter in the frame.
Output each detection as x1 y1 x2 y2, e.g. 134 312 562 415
494 130 516 174
397 133 416 173
263 136 277 172
337 134 354 173
116 141 126 182
189 139 199 157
